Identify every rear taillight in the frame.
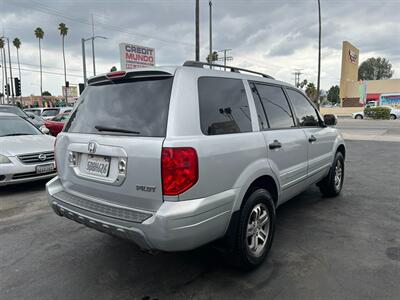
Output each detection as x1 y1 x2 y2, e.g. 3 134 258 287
161 147 198 196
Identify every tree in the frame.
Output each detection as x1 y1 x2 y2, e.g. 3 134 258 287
12 38 22 97
42 91 51 96
358 57 394 80
206 51 218 63
305 82 317 101
297 79 308 89
34 27 44 97
58 23 69 103
327 85 340 104
110 66 117 72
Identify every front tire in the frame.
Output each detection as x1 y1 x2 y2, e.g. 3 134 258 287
228 188 275 270
318 152 344 197
390 114 396 120
355 114 363 120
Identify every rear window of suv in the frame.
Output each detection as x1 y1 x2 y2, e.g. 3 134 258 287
64 77 173 137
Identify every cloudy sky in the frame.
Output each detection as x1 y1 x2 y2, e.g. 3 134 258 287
1 0 399 96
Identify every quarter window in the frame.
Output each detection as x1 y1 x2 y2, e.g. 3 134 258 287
198 77 252 135
286 89 320 127
254 84 295 129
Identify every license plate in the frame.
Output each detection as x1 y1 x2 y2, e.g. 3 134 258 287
86 155 110 177
36 163 55 174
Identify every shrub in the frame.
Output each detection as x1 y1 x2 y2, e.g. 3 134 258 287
364 107 391 119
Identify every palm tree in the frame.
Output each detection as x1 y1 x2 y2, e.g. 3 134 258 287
58 23 68 103
12 38 21 98
34 27 44 97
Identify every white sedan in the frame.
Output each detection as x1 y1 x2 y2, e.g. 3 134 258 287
352 106 400 120
0 112 56 186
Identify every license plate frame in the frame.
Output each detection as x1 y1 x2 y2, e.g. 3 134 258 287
36 163 55 174
85 155 111 177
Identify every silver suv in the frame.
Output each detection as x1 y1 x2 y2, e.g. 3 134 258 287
47 61 345 269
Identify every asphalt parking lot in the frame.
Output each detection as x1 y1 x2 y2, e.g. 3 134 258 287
1 120 400 300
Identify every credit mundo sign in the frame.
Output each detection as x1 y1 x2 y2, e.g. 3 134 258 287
119 43 155 70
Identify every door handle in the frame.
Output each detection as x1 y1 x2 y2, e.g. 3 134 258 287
269 140 282 150
309 135 317 143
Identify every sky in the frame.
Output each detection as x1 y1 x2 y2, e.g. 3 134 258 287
1 0 399 97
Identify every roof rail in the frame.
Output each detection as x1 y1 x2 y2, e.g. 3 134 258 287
183 60 274 79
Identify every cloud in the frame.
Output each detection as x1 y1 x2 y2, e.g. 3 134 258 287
0 0 399 96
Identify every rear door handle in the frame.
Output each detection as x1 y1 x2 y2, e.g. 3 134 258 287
269 140 282 150
309 135 317 143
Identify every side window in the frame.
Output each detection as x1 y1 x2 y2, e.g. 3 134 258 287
198 77 252 135
250 84 268 130
254 84 295 129
286 89 320 127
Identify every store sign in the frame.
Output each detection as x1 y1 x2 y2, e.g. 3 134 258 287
119 43 155 70
62 86 78 97
349 49 358 64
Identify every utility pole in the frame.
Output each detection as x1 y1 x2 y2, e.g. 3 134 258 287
293 69 303 87
209 0 212 67
91 14 96 76
6 38 14 105
1 45 8 104
1 49 4 104
81 38 87 86
195 0 199 61
316 0 322 110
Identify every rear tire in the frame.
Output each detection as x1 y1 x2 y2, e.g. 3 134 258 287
318 152 344 197
355 114 363 120
390 114 396 120
227 188 275 270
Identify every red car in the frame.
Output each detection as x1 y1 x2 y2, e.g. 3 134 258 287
44 113 70 136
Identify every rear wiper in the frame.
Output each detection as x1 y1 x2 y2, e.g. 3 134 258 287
94 125 140 135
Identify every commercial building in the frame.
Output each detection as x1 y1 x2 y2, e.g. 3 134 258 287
339 41 400 107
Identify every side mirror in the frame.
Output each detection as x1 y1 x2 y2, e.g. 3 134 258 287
40 126 50 134
324 114 337 126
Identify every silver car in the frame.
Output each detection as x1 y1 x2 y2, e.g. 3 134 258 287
0 113 56 186
47 62 345 269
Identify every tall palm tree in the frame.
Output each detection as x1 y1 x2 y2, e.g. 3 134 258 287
58 23 68 103
34 27 44 98
12 38 21 98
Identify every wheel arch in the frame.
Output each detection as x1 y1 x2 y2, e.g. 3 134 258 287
336 144 346 160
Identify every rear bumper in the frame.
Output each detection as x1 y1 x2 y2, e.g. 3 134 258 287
46 176 237 251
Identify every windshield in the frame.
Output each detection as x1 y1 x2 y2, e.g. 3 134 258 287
0 106 28 118
42 109 60 117
65 76 173 137
0 117 41 137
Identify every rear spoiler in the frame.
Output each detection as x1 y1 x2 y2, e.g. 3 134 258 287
88 70 173 85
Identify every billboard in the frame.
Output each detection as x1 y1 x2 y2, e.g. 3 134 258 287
62 85 78 97
119 43 155 70
380 93 400 108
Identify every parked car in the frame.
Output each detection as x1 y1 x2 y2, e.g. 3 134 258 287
44 113 70 136
24 107 45 116
352 106 400 119
25 111 46 127
41 107 72 120
47 62 345 269
0 104 42 128
0 112 56 186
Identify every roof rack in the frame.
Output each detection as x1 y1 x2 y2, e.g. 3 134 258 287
183 60 274 79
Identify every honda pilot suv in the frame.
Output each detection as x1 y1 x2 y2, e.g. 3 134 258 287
47 61 345 269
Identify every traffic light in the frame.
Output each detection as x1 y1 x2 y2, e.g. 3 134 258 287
14 78 21 96
65 81 69 88
78 83 85 95
5 84 10 96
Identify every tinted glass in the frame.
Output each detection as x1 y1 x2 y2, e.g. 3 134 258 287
251 84 268 130
42 109 59 117
65 77 173 137
0 117 40 137
286 89 319 126
198 77 252 135
0 106 27 118
255 84 295 128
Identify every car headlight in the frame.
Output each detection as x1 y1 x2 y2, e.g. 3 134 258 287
0 155 11 164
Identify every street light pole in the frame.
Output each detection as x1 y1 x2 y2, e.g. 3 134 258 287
316 0 322 110
209 0 212 66
1 46 8 104
195 0 200 61
81 38 87 86
91 15 96 76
